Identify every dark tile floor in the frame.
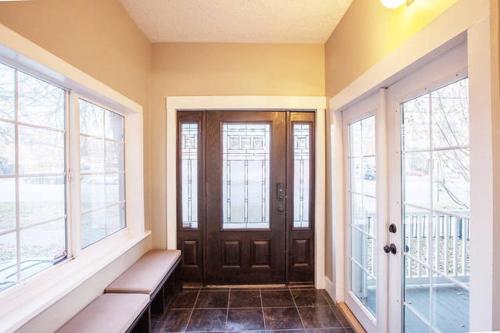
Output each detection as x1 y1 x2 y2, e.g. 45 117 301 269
152 287 355 333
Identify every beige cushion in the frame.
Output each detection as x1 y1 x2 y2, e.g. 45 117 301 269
105 249 181 295
57 294 149 333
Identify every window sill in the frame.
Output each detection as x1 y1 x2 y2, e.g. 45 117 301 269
0 229 151 333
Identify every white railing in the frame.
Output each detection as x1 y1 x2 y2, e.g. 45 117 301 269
404 212 470 281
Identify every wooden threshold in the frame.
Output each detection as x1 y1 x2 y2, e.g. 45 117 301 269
337 302 366 333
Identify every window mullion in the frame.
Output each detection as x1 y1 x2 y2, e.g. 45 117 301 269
14 68 20 283
68 92 82 257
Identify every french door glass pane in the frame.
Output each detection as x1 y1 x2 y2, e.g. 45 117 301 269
348 115 376 317
293 123 311 228
402 78 470 333
222 123 270 229
180 123 198 229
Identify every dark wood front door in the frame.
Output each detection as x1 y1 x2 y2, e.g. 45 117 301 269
177 111 315 285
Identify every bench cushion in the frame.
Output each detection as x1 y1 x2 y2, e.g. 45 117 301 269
57 294 149 333
105 249 181 295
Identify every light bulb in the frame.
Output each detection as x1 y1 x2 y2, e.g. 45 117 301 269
380 0 406 9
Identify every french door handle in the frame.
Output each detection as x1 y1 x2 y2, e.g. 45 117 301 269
276 182 285 213
383 243 397 255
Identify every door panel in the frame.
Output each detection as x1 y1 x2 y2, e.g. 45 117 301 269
205 111 287 284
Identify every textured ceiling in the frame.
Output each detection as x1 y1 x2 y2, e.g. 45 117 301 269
119 0 353 43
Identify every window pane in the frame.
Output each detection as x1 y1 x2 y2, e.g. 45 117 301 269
293 123 311 228
20 219 66 280
0 232 17 292
80 136 104 173
105 203 126 235
431 277 469 333
79 99 104 137
105 173 125 204
0 178 16 233
81 174 105 212
81 209 106 248
402 94 430 151
433 149 470 213
181 123 198 229
79 99 126 248
432 79 469 149
19 176 65 227
222 123 270 229
0 121 15 176
403 152 431 208
105 141 124 173
18 72 65 130
0 67 67 293
19 125 64 175
0 63 15 120
105 111 124 141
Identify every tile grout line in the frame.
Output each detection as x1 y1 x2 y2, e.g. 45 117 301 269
321 291 350 330
224 288 231 332
289 287 307 331
259 288 267 332
184 288 201 333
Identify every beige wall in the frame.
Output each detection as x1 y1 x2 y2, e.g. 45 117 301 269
323 0 461 279
325 0 460 98
149 42 325 247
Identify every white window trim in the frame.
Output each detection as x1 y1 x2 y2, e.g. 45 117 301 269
0 23 148 332
165 96 327 289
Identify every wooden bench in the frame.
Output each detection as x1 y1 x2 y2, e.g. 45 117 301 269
58 250 182 332
105 249 182 314
57 294 150 333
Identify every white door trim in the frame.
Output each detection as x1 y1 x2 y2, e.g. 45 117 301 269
165 96 327 288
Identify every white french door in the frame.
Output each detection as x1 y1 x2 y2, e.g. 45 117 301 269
343 93 388 333
342 42 470 333
387 43 470 333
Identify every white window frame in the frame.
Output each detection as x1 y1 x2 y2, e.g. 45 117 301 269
0 24 147 332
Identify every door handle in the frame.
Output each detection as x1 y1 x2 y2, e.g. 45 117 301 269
383 243 397 255
276 182 285 213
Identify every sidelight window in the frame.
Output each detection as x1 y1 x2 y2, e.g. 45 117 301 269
180 123 199 229
292 123 312 228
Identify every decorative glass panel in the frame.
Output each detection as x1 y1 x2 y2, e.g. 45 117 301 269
222 123 270 229
347 115 376 316
79 99 125 248
402 78 470 333
293 123 311 228
181 123 198 229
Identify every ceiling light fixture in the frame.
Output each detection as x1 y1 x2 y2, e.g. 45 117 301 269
380 0 406 9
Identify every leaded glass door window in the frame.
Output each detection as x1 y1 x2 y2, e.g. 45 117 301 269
222 123 270 229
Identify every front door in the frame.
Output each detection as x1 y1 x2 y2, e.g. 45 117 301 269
177 111 315 285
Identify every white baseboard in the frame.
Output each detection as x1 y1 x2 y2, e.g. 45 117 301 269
324 276 336 301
